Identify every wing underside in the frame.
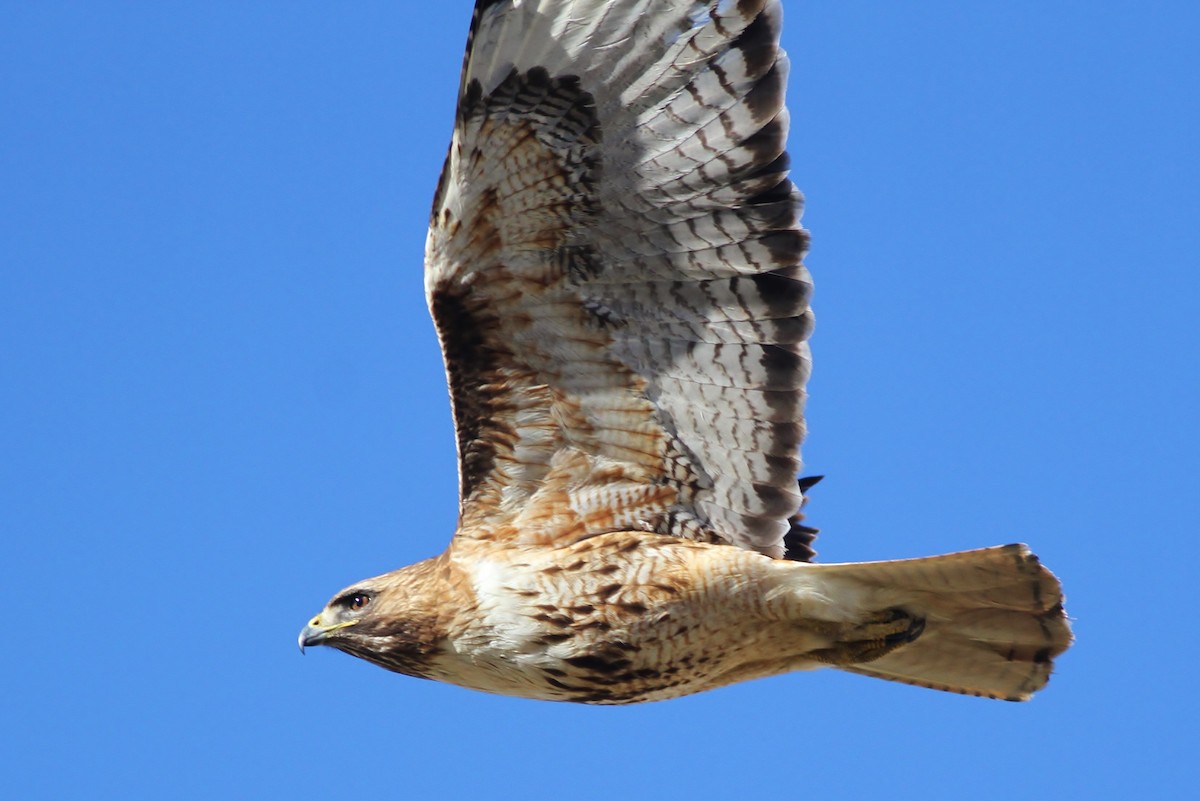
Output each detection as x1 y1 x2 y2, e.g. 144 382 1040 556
425 0 813 558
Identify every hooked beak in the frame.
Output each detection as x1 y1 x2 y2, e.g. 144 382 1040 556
298 616 358 653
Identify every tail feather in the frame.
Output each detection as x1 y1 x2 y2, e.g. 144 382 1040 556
819 544 1072 701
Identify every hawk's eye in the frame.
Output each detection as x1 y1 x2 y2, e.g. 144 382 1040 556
349 593 370 611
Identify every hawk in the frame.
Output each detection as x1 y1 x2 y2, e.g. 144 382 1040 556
299 0 1071 704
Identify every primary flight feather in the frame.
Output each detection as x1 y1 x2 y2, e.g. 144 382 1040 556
299 0 1072 704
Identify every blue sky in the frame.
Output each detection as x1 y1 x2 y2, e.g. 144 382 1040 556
3 1 1196 798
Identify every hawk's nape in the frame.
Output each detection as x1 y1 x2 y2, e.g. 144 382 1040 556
299 0 1072 704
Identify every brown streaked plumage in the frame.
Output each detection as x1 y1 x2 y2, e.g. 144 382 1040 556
299 0 1072 704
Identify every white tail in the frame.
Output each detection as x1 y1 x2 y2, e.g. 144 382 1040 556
815 544 1072 701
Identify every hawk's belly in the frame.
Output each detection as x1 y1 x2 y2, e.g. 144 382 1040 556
428 535 830 704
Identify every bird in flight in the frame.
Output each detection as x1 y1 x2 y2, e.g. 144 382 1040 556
299 0 1072 704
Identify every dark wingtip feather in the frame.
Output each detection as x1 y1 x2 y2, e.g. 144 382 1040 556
797 474 823 492
783 475 823 561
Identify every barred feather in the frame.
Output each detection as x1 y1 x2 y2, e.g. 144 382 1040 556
815 545 1073 700
426 0 810 556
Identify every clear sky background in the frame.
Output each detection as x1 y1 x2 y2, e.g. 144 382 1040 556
3 1 1197 798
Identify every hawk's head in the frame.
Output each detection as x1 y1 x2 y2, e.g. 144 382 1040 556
298 557 444 679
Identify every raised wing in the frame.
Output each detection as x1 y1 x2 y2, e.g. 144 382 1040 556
425 0 812 558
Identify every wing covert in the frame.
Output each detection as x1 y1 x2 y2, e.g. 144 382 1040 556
425 0 812 558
